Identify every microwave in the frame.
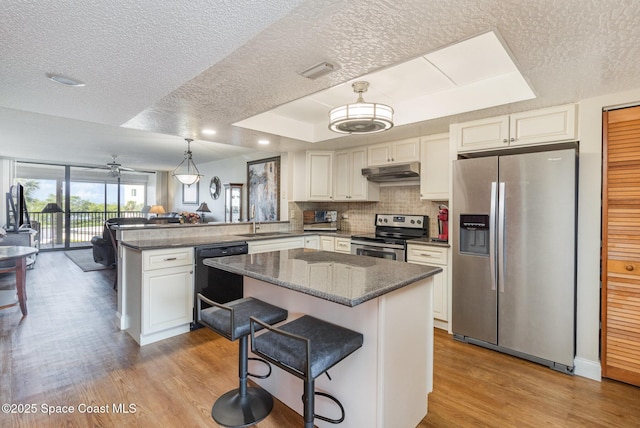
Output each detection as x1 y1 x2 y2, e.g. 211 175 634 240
303 210 338 231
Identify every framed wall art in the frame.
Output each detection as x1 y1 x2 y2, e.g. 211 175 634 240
247 156 280 221
182 182 199 205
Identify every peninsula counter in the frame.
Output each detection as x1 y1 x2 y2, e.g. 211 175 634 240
204 249 441 428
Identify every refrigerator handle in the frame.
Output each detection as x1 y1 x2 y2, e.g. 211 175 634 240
498 182 506 293
489 182 497 291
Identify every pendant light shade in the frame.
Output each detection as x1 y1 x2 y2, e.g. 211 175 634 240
173 138 203 186
329 81 394 134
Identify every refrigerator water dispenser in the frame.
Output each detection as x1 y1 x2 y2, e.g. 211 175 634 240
459 214 490 256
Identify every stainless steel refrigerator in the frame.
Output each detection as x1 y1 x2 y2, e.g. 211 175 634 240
452 148 576 374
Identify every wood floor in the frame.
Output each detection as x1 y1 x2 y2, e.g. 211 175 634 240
2 251 640 427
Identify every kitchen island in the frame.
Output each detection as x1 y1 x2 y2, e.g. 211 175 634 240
203 249 441 428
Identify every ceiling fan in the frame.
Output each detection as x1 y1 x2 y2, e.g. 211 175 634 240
106 155 134 178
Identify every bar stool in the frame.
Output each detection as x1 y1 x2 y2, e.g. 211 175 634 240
197 294 288 427
250 315 363 428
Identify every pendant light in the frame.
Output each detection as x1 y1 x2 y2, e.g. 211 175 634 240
173 138 203 186
329 81 394 134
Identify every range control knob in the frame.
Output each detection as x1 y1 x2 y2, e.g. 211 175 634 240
417 220 422 224
383 218 388 223
410 220 415 224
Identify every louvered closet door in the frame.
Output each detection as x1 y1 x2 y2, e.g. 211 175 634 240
602 106 640 386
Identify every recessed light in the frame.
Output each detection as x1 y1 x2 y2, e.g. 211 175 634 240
46 73 85 87
258 139 270 145
202 128 216 135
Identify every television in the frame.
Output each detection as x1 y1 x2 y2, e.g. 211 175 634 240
6 183 29 232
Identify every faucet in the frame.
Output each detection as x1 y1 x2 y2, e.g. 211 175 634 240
251 204 260 234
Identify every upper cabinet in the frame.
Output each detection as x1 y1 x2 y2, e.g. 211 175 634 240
420 133 449 200
367 138 420 166
455 104 577 153
292 151 334 202
334 147 379 201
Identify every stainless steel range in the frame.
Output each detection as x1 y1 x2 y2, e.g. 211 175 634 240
351 214 429 261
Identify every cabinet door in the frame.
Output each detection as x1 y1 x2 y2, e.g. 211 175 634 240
349 147 374 200
304 235 320 249
334 150 350 200
392 138 420 163
320 236 335 252
432 266 448 321
420 133 450 200
456 116 509 152
307 151 333 201
367 143 392 166
509 103 577 146
143 266 193 334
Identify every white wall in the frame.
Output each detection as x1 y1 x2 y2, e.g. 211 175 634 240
574 87 640 380
169 152 288 223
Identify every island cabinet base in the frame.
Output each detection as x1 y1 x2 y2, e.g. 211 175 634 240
244 276 434 428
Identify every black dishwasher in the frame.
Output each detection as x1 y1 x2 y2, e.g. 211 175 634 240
192 241 248 329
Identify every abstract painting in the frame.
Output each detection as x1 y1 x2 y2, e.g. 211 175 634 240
247 156 280 221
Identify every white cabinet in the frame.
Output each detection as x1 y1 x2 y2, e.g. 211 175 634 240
125 247 194 346
334 147 379 201
406 244 449 329
291 151 334 202
317 235 351 254
248 236 305 254
304 235 320 249
367 138 420 166
320 235 335 252
334 237 352 254
420 133 449 200
307 151 333 201
456 104 577 153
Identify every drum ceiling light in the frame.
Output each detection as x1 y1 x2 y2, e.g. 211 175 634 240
173 138 203 186
329 81 394 134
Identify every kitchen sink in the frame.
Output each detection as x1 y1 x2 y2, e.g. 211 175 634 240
235 232 296 238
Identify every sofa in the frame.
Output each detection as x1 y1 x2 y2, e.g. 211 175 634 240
90 217 150 267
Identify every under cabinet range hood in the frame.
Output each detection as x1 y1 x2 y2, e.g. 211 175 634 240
361 162 420 182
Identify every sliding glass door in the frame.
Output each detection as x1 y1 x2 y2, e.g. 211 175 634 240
16 162 153 250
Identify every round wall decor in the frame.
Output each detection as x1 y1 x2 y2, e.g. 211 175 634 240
210 176 221 199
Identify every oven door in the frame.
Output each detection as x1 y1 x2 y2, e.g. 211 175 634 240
351 240 405 261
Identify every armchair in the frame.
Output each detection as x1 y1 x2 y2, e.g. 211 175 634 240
90 217 149 288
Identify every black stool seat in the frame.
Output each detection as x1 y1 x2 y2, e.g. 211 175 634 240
199 297 288 340
197 295 288 428
250 315 363 427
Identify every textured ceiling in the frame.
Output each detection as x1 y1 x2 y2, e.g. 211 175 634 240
1 0 640 171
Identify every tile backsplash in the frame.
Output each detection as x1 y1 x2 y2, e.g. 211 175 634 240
289 185 447 238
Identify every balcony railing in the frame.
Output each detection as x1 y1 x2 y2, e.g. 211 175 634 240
30 211 145 248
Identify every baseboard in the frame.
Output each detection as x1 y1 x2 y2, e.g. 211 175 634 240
574 356 601 381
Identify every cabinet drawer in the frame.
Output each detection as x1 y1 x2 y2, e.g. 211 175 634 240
406 245 447 265
609 260 640 276
143 248 193 270
335 237 351 254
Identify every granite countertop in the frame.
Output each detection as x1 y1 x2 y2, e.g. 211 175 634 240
203 248 442 307
120 230 362 250
120 232 306 250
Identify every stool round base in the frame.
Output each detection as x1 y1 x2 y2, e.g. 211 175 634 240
211 387 274 427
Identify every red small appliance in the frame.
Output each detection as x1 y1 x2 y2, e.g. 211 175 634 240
437 205 449 241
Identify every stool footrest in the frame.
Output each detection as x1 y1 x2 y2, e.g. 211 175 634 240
247 357 272 379
313 391 345 425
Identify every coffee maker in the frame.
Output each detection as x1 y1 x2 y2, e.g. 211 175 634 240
437 204 449 241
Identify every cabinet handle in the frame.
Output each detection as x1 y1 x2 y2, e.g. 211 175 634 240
510 137 515 142
163 257 177 261
625 264 635 271
391 158 395 161
503 138 508 143
418 252 433 257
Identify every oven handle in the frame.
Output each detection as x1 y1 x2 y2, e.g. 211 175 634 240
350 240 405 250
